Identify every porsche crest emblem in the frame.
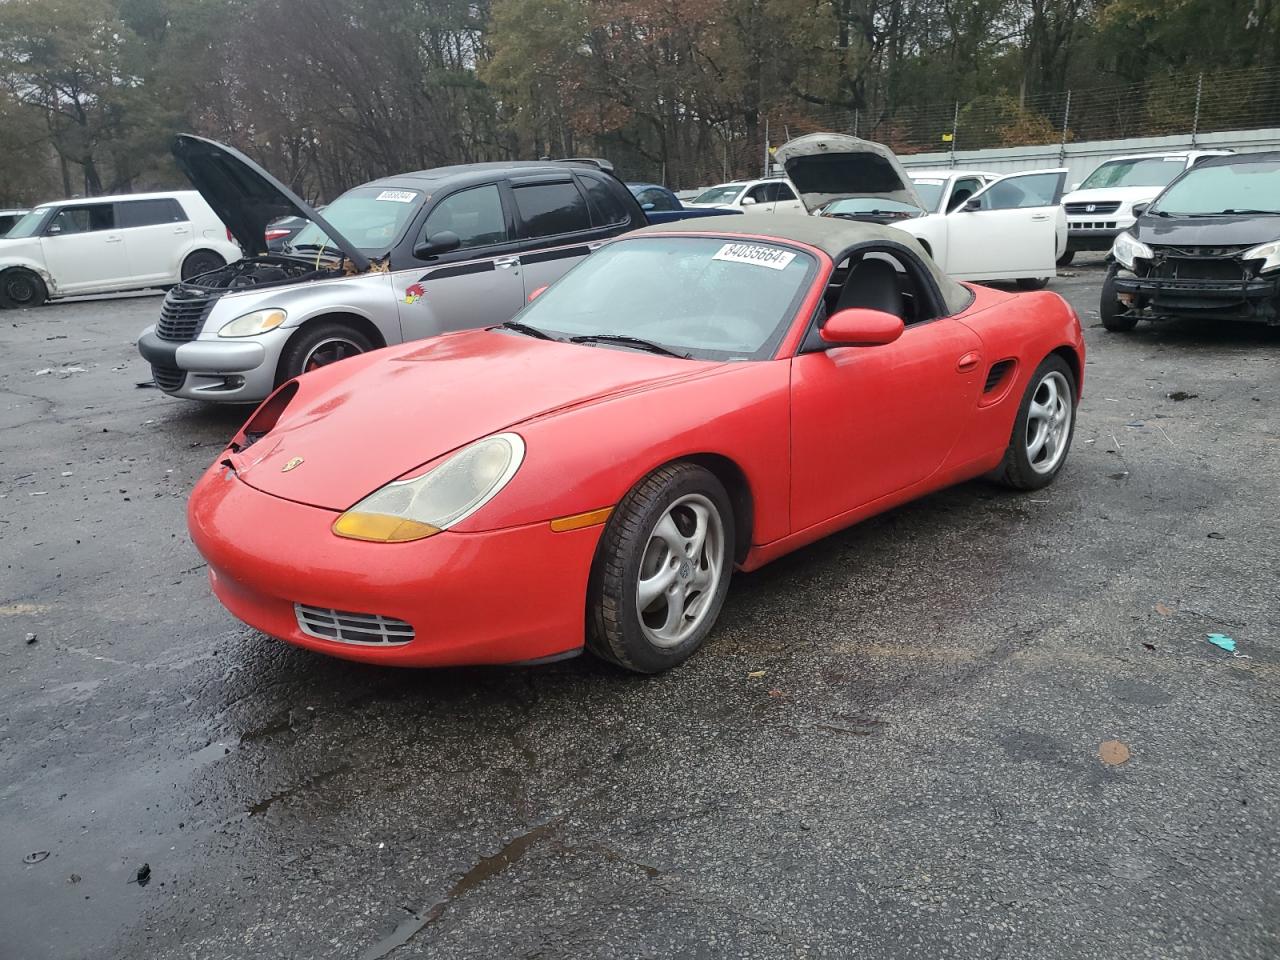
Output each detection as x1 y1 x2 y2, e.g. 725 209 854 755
281 457 305 473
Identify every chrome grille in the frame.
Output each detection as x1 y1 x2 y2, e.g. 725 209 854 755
150 363 186 392
157 287 216 342
1065 201 1121 215
294 604 415 646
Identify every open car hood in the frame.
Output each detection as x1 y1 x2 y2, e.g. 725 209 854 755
171 134 369 269
775 134 925 214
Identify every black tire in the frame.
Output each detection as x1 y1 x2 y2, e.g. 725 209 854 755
994 354 1077 491
587 462 735 673
1100 263 1138 332
277 320 376 384
180 249 225 282
1016 277 1051 291
1056 249 1075 267
0 268 48 309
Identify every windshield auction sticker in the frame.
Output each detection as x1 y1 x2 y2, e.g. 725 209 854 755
712 243 797 270
375 190 418 203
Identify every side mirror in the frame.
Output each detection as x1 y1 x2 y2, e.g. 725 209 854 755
1070 182 1081 192
820 307 904 347
414 230 461 259
527 284 548 303
962 198 982 212
740 196 757 206
46 224 62 236
641 202 655 211
1131 202 1150 218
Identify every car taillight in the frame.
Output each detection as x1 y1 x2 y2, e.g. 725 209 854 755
226 227 236 243
265 229 290 241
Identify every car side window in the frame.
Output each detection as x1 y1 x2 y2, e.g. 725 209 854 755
638 188 679 211
771 182 797 202
972 173 1059 211
581 174 632 225
513 181 591 239
418 184 508 252
117 198 188 228
745 184 772 203
47 204 114 235
947 178 983 211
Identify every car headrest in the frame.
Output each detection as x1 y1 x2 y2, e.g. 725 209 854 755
835 256 903 318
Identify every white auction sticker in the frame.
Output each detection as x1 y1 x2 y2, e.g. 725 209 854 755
375 190 418 203
712 243 797 270
913 178 945 185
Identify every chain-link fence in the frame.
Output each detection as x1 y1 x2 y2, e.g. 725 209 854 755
666 64 1280 190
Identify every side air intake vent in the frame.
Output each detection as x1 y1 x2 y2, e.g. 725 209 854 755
984 360 1014 393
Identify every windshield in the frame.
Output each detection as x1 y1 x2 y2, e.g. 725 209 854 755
824 197 922 217
692 185 743 205
291 186 423 252
1079 157 1187 190
5 208 50 239
512 236 816 361
909 180 946 212
1150 160 1280 216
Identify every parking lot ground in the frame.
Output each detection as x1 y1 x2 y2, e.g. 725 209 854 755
2 261 1278 959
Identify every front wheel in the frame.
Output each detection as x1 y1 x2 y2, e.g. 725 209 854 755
0 268 48 309
1056 249 1075 267
1016 277 1051 291
994 355 1076 491
1100 264 1138 332
587 463 735 673
277 321 375 384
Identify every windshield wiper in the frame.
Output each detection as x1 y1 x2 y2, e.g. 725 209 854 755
496 320 559 341
1219 208 1280 215
568 333 690 359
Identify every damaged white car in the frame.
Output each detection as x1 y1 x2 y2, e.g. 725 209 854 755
776 134 1067 289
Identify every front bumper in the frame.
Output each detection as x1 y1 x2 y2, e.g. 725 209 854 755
187 464 601 667
138 326 283 402
1112 270 1280 322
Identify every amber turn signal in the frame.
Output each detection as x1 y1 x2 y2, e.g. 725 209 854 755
549 507 614 533
332 512 441 543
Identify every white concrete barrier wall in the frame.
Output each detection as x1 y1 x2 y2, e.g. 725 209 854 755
898 127 1280 186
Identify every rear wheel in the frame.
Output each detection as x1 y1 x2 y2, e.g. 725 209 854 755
0 268 48 309
1016 277 1051 291
1056 249 1075 267
587 463 735 673
1100 264 1138 332
277 321 375 383
181 249 225 282
994 355 1076 491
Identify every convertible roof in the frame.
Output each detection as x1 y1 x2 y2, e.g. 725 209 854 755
631 214 974 316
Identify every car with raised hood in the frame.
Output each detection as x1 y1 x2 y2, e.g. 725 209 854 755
777 134 1067 289
0 191 240 309
1060 149 1231 263
137 135 663 403
188 217 1084 673
1101 151 1280 331
684 178 808 215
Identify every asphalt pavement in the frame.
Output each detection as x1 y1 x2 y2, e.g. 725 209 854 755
2 260 1278 959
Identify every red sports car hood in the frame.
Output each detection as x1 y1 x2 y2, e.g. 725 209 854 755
229 330 716 510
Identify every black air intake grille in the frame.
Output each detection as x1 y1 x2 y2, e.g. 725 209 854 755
157 288 216 342
150 363 186 392
984 360 1014 393
1065 201 1121 215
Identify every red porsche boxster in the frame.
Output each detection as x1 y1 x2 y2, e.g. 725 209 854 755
189 218 1084 673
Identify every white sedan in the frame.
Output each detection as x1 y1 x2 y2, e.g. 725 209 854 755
776 135 1067 289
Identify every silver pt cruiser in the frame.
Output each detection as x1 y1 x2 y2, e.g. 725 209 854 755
137 136 653 403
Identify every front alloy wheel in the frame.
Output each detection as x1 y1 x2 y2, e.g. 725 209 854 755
588 462 735 672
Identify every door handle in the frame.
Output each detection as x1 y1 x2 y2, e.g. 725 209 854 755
104 235 123 243
1030 214 1050 221
494 256 518 268
588 241 606 250
956 352 981 373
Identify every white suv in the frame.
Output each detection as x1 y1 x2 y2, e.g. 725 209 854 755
1059 150 1231 263
0 191 241 309
685 178 807 214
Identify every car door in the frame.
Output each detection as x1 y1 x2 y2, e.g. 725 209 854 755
39 204 130 293
510 175 616 298
770 181 806 214
788 252 983 530
392 182 527 341
943 169 1067 279
116 197 192 285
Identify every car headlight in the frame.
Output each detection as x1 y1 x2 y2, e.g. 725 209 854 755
1111 232 1153 271
332 433 526 543
1243 239 1280 274
218 309 287 338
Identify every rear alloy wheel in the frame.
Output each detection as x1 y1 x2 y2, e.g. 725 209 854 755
277 321 375 384
995 355 1076 491
0 268 48 309
587 463 735 673
1100 263 1138 332
1016 277 1051 291
180 249 225 282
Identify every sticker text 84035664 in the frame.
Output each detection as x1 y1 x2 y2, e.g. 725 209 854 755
711 243 797 271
